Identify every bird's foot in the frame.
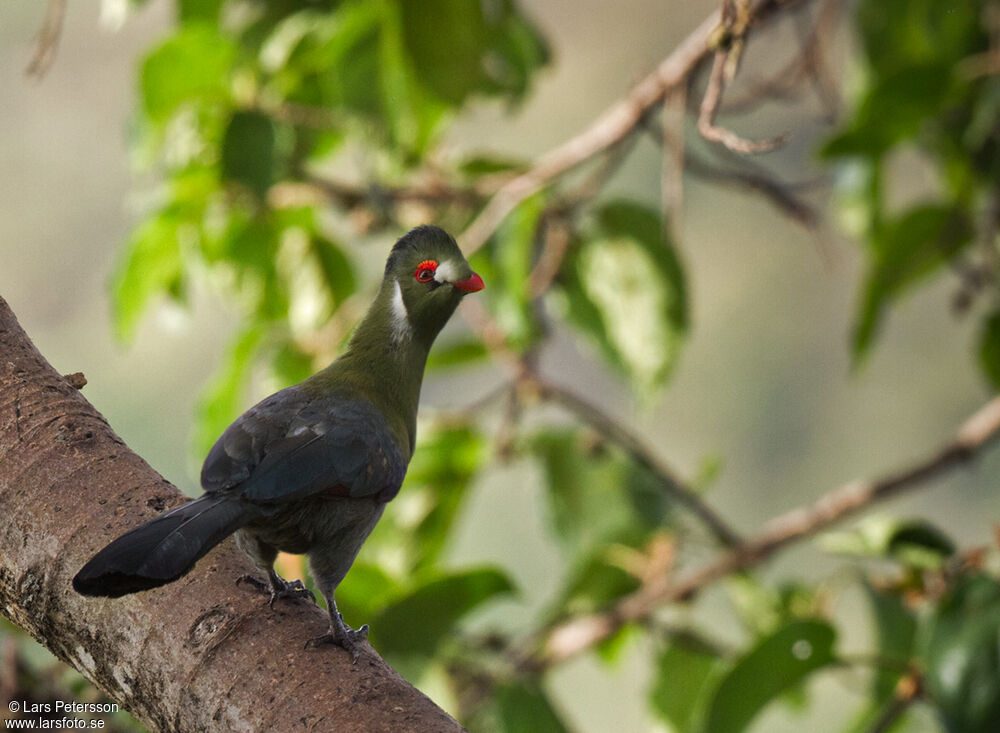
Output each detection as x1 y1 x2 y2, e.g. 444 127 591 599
237 574 316 608
304 616 369 663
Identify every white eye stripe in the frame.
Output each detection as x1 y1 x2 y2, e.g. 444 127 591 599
390 280 410 343
433 259 458 284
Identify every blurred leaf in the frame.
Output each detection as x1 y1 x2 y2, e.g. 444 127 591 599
398 0 490 105
864 582 916 701
564 201 687 394
822 516 955 569
491 681 568 733
551 549 641 618
111 212 185 340
335 561 402 626
852 205 972 359
371 567 514 657
311 234 358 307
531 428 668 559
856 0 983 78
923 573 1000 733
405 425 485 570
704 619 837 733
178 0 223 22
978 310 1000 390
271 340 314 387
650 639 724 733
398 0 548 105
194 327 264 457
221 111 278 198
472 193 545 351
140 24 235 124
822 64 953 159
425 338 489 371
458 154 526 178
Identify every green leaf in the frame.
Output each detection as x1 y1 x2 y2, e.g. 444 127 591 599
311 235 358 307
978 310 1000 390
140 24 235 124
490 681 568 733
863 583 916 701
220 111 278 198
472 193 545 351
425 338 489 371
551 550 641 618
822 63 953 159
852 204 972 360
371 567 514 657
822 516 956 570
650 639 724 733
178 0 223 22
111 212 185 340
398 0 491 105
704 619 837 733
856 0 983 78
398 0 548 105
564 201 687 394
335 562 401 626
405 425 485 570
531 429 669 559
194 327 264 457
923 573 1000 733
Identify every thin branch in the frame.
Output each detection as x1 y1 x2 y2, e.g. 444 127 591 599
867 674 922 733
720 0 844 119
300 175 489 210
525 396 1000 671
661 86 687 241
684 152 822 228
26 0 66 79
697 49 789 154
459 0 813 254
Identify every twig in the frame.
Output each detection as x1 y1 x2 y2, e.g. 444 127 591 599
530 375 744 548
661 86 687 241
26 0 66 79
684 153 821 228
459 0 811 254
697 49 788 154
721 0 843 119
302 175 489 210
525 396 1000 671
867 673 922 733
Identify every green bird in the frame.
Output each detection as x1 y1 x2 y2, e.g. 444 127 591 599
73 225 484 659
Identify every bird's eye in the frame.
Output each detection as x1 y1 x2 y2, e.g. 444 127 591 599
415 260 438 283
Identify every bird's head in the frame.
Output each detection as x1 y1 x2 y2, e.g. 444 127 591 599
380 225 484 345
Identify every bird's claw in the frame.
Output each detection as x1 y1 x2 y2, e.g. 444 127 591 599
236 573 268 592
304 621 369 663
237 574 316 607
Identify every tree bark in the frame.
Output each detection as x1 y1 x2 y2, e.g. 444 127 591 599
0 295 464 732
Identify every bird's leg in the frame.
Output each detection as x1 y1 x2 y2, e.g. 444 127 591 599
234 531 315 607
237 568 316 608
304 594 368 662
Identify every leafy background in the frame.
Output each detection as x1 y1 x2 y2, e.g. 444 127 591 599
2 0 1000 731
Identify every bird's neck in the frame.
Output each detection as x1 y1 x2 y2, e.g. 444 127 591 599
329 283 439 454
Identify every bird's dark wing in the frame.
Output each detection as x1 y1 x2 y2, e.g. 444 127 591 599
200 386 406 504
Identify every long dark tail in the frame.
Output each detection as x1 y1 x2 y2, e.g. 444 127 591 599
73 495 254 597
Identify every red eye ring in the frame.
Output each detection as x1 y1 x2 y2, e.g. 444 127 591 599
415 260 438 283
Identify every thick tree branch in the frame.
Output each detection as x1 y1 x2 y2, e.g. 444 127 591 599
459 0 813 254
0 296 463 732
526 395 1000 670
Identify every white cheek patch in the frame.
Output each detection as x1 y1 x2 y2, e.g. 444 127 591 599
391 280 411 343
433 259 459 284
